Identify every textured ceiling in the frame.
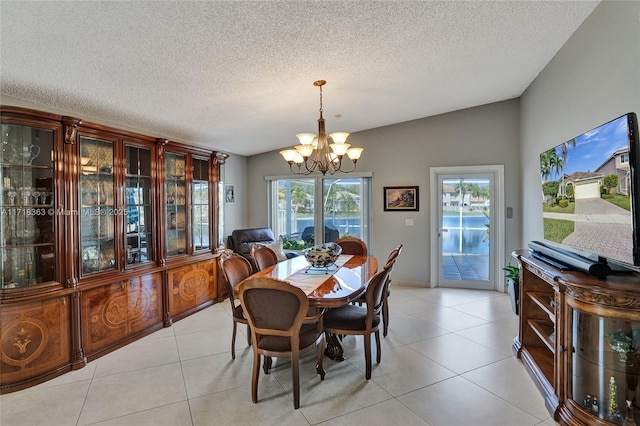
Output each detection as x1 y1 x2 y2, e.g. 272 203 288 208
0 1 599 156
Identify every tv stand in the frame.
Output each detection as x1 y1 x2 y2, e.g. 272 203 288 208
512 250 640 425
528 240 611 278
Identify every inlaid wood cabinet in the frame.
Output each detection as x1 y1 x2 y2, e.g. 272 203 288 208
0 106 228 393
0 294 72 387
81 272 163 359
513 250 640 425
167 259 218 320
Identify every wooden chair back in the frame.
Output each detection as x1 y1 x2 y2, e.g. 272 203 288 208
335 237 368 256
250 244 278 271
238 276 325 408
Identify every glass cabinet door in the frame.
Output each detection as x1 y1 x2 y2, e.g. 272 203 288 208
1 124 56 288
125 144 154 266
570 308 639 424
79 136 115 275
165 152 186 257
192 157 209 252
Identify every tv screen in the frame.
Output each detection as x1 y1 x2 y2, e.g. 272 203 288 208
538 112 639 270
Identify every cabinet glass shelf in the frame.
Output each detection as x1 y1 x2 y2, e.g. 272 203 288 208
1 124 56 288
570 309 639 424
165 152 187 257
125 145 154 266
79 136 115 275
192 157 209 252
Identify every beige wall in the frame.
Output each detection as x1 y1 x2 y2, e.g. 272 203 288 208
246 99 522 284
520 0 640 247
220 153 248 237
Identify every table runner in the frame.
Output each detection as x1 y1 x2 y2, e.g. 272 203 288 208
285 254 353 295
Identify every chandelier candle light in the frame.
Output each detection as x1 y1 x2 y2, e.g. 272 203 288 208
280 80 363 175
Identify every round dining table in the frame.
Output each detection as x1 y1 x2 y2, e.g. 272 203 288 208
235 253 378 360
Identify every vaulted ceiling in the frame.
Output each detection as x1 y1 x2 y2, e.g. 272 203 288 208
0 1 599 156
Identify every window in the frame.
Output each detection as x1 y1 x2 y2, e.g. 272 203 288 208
620 153 629 164
268 176 371 250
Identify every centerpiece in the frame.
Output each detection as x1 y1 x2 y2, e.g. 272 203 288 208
303 242 342 274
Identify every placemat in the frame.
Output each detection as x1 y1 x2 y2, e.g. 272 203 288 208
285 254 353 295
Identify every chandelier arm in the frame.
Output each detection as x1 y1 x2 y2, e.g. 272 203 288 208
304 157 317 174
338 158 358 174
289 161 311 175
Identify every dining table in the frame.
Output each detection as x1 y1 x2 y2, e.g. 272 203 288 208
235 253 378 361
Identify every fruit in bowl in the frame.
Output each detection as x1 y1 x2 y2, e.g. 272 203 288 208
303 242 342 268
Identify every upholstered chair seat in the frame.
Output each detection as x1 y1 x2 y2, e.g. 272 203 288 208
323 305 381 330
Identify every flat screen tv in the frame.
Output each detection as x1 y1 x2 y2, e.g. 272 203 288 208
532 112 640 278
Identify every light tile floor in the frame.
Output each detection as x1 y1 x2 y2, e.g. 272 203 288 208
0 284 560 426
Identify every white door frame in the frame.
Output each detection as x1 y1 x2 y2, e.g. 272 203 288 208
429 165 505 291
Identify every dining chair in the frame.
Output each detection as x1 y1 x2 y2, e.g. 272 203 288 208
250 244 279 271
351 244 402 336
335 237 368 256
323 265 392 379
238 276 326 409
382 244 403 337
219 253 254 359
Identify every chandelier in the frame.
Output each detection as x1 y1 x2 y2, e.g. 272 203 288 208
280 80 363 175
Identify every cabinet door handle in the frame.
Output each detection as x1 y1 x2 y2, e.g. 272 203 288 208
121 280 128 290
558 345 565 353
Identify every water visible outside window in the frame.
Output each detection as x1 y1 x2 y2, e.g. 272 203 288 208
272 177 366 250
441 177 490 281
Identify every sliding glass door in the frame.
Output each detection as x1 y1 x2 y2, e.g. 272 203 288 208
269 176 370 250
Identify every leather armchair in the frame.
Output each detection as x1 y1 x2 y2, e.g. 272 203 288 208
227 227 297 271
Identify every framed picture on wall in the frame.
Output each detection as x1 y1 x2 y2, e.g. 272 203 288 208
225 184 235 203
384 186 419 211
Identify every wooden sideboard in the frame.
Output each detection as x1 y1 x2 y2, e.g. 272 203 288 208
513 250 640 425
0 106 229 393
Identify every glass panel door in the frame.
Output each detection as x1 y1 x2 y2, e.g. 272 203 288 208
274 179 316 250
165 153 187 256
192 157 210 251
1 124 56 287
124 144 153 266
79 136 115 275
437 174 493 289
323 178 364 241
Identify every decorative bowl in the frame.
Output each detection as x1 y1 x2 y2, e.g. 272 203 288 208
303 242 342 268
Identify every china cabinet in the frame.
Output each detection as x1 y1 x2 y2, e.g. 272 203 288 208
0 106 227 393
513 250 640 425
160 144 223 321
